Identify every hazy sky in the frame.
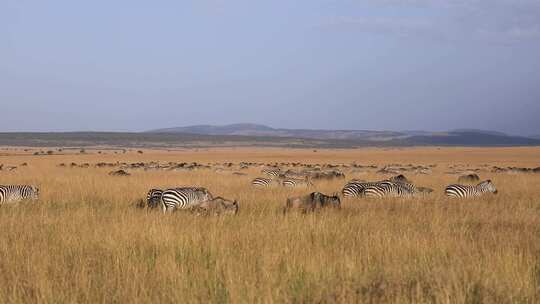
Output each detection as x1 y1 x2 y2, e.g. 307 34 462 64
2 1 540 135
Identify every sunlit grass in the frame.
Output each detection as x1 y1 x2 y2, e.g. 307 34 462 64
0 147 539 303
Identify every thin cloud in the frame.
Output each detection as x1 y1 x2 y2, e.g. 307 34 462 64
324 0 540 44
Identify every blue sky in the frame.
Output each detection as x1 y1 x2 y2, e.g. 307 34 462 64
2 0 540 135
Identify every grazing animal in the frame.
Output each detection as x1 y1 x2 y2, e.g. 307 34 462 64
363 181 418 198
251 177 281 187
146 189 163 209
341 180 387 197
0 185 39 204
261 168 281 178
284 192 340 213
388 174 411 184
458 174 480 183
161 187 213 212
445 180 498 198
109 169 130 176
417 187 434 194
282 178 313 188
192 197 239 216
311 170 345 180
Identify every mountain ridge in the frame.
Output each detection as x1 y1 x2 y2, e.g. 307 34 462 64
1 129 539 147
147 123 406 140
145 124 540 146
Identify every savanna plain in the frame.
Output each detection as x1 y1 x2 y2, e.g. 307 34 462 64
1 147 540 303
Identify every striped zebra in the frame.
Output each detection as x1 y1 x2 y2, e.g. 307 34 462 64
342 180 387 197
146 189 163 209
445 180 497 198
261 168 281 178
0 185 39 204
363 181 417 198
161 187 213 213
282 178 313 188
251 177 282 187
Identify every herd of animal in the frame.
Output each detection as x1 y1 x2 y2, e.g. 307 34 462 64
130 170 499 214
0 160 503 215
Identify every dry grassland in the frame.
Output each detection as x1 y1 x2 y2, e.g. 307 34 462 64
0 147 540 303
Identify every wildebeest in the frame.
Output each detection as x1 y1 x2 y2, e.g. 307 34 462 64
389 174 411 184
417 187 434 194
284 192 341 213
192 197 239 216
311 170 345 180
109 169 131 176
458 173 480 183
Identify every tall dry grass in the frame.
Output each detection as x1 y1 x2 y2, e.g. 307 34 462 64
0 147 539 303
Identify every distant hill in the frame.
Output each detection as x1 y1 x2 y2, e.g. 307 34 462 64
148 124 406 141
1 126 539 148
147 124 540 146
450 129 509 137
150 123 275 136
397 131 540 146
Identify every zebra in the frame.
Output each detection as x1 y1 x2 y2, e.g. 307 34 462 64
160 187 213 213
261 168 281 178
146 189 163 209
363 181 417 198
282 178 313 188
341 180 388 197
445 180 497 198
251 177 282 187
0 185 39 204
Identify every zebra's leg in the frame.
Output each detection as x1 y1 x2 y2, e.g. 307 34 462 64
161 201 168 214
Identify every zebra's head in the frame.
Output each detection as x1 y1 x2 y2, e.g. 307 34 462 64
146 189 162 209
31 186 39 199
201 188 213 201
479 180 497 194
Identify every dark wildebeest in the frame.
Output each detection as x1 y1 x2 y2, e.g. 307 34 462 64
417 187 434 194
458 173 480 183
109 169 131 176
192 197 239 216
388 174 411 184
284 192 341 213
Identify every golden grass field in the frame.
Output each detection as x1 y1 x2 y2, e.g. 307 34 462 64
1 147 540 303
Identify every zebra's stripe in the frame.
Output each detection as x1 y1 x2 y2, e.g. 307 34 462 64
363 181 416 198
0 185 39 204
445 180 497 198
251 178 279 187
261 168 281 177
342 181 390 197
282 179 312 188
146 189 163 209
161 188 213 212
